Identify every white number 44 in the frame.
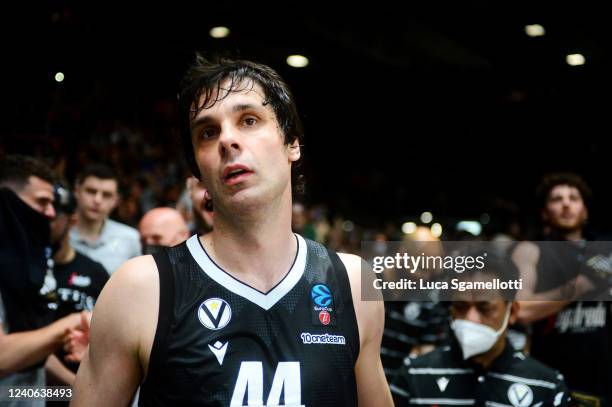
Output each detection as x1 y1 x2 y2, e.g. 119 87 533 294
230 361 305 407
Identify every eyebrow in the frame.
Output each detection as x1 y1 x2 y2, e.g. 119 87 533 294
190 103 262 130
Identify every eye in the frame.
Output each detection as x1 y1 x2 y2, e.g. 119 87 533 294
37 198 51 207
243 117 258 126
200 128 218 140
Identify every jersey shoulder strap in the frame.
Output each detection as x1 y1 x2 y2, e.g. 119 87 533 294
147 248 176 378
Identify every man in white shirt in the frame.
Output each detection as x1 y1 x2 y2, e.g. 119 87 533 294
70 164 141 275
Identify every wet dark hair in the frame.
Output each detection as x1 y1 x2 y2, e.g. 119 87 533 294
536 172 592 209
178 55 304 184
76 164 118 185
0 154 55 191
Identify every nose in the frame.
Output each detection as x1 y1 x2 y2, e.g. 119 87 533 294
561 196 572 208
44 204 56 220
464 306 483 324
93 191 103 204
218 124 242 158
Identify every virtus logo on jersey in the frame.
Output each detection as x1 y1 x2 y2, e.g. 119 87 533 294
198 298 232 330
310 284 336 326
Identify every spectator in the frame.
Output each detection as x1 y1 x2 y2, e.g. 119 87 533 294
0 155 83 405
70 164 141 274
138 207 190 254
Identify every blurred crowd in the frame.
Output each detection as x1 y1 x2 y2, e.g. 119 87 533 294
1 138 610 406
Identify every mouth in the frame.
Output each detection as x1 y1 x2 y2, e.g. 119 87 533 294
222 164 254 185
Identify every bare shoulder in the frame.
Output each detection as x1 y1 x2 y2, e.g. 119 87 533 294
106 255 158 290
512 241 541 263
91 255 159 372
337 253 384 346
99 255 159 314
72 255 160 405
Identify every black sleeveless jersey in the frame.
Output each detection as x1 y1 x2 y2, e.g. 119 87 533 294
139 234 360 407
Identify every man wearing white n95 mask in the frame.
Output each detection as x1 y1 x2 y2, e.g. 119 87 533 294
391 256 570 407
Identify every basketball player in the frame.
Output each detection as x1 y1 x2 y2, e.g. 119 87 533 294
71 57 392 406
513 173 611 404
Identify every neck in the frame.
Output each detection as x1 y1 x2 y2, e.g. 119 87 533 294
54 241 75 265
549 227 583 241
76 212 105 242
202 188 296 292
563 229 583 241
472 336 506 370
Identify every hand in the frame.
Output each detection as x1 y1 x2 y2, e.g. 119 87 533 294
63 311 91 363
57 312 84 332
573 273 596 298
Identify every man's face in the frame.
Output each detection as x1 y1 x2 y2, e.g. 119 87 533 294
187 176 214 228
451 299 516 331
16 176 56 219
189 81 300 214
542 184 588 231
75 176 119 222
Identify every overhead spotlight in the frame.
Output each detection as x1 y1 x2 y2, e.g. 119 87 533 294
54 72 65 83
420 211 433 224
566 53 585 66
402 222 417 235
209 26 230 39
525 24 545 37
286 55 309 68
430 223 443 238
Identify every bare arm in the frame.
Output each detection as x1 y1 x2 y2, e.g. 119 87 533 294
0 313 81 378
45 354 76 386
339 253 393 407
71 255 159 407
512 242 570 324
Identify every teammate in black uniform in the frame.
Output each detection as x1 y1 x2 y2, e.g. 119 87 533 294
72 57 392 406
391 256 570 406
513 173 611 405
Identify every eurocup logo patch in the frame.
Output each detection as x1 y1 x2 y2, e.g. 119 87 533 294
198 298 232 330
311 284 332 307
311 284 335 326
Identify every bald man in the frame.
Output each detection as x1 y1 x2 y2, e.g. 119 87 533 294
138 207 190 254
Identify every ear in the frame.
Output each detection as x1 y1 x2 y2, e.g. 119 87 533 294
110 193 120 211
288 138 301 162
69 213 78 226
540 208 548 222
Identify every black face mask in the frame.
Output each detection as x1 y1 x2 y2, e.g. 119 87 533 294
142 244 167 255
0 187 51 246
0 187 55 333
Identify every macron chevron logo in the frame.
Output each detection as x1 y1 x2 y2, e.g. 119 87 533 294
208 341 229 365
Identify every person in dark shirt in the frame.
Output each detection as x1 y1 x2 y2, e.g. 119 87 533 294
513 172 611 405
51 183 108 322
392 255 570 407
0 155 83 402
